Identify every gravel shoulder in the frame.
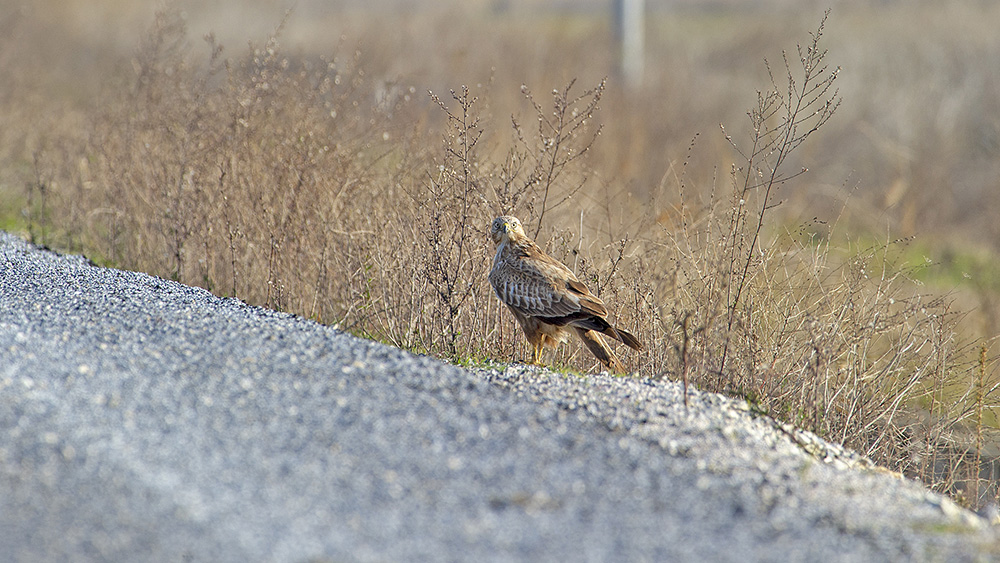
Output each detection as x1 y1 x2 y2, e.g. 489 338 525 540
1 230 997 562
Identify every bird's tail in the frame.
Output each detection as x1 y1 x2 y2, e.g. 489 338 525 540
612 326 643 351
575 328 625 373
593 323 643 352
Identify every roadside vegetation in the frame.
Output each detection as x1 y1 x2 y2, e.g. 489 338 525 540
2 1 999 510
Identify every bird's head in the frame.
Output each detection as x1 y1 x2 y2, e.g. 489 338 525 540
490 215 526 245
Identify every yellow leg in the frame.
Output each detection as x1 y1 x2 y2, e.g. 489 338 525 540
532 343 543 365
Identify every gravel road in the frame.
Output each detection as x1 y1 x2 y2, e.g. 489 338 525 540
1 230 997 562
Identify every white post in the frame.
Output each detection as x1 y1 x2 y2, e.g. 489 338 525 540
614 0 645 91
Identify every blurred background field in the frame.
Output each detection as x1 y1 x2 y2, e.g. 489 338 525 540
3 0 1000 509
7 0 1000 295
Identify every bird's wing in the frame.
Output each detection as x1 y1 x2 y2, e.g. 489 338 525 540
491 241 607 319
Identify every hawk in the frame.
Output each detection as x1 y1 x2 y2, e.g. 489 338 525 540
488 215 643 372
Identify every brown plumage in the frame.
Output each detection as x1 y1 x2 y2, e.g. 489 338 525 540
488 215 643 372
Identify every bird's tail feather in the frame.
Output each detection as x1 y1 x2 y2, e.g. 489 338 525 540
575 328 625 373
613 326 643 351
596 324 643 352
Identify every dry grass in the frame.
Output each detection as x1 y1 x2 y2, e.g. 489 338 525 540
3 2 1000 509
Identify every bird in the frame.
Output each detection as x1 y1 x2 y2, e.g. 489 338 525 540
488 215 643 372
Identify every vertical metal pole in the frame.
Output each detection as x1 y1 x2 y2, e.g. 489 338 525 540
614 0 645 91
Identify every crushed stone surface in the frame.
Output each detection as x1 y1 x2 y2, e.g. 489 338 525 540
1 231 997 562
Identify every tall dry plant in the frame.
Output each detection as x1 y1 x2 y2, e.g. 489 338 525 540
420 85 492 355
511 79 605 238
718 11 841 384
631 13 1000 505
68 8 416 329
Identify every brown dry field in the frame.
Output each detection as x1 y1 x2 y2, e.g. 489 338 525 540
3 0 1000 509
